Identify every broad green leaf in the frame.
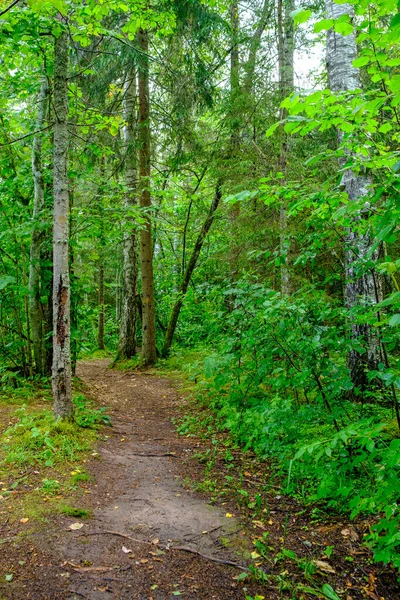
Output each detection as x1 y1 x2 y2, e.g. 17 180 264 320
291 8 312 26
334 21 353 35
353 56 370 68
321 584 341 600
0 275 15 290
314 19 334 33
388 314 400 327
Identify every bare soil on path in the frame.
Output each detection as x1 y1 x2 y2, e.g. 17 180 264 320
0 359 266 600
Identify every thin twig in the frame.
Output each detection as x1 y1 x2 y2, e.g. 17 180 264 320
0 0 21 18
126 452 177 458
76 530 153 546
171 545 250 571
0 124 53 147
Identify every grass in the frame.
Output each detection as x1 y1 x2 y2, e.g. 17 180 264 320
0 378 107 525
79 348 113 360
60 504 92 518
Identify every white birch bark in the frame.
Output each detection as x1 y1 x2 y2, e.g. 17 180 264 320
52 20 73 419
326 0 381 391
118 67 138 359
29 77 48 375
278 0 294 296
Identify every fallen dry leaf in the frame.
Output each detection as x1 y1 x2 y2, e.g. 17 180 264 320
314 560 336 574
20 518 29 524
252 520 266 530
68 522 84 531
151 538 159 545
362 589 379 600
341 526 359 542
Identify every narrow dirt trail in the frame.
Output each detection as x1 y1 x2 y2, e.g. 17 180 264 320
7 359 266 600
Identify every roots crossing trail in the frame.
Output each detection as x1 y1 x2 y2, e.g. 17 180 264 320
2 359 266 599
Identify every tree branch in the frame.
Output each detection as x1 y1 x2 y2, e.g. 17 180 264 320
0 0 21 18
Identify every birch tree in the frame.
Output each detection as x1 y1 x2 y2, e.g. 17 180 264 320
278 0 294 296
52 17 73 419
325 0 382 393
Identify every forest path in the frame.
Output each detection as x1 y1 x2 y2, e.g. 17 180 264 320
21 359 265 600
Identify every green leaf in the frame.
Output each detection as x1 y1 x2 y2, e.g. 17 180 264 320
388 314 400 327
266 122 280 138
378 122 393 134
0 275 15 290
390 12 400 29
321 584 340 600
353 56 370 68
388 74 400 93
291 8 312 26
321 583 340 600
334 21 353 36
314 19 334 33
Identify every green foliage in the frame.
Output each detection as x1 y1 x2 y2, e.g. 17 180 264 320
1 406 97 467
181 280 400 569
73 394 111 428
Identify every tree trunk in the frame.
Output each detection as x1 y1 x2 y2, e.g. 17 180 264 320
97 157 106 351
162 183 222 357
118 66 138 359
97 262 105 350
52 18 73 420
277 0 294 296
325 0 382 393
138 28 157 366
29 77 48 375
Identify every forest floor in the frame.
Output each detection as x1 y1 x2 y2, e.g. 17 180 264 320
0 358 398 600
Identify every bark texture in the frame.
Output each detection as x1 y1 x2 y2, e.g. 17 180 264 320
97 262 105 350
118 66 138 359
29 77 48 375
97 157 106 351
162 183 222 357
326 0 381 392
138 29 157 366
52 21 73 419
278 0 294 296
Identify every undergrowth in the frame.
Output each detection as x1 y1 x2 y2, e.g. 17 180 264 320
0 379 108 523
162 286 400 573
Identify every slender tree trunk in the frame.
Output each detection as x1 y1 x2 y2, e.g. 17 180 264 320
97 262 105 350
52 19 73 420
277 0 294 296
162 183 222 357
97 157 106 351
326 0 382 393
243 0 272 92
29 77 48 375
227 1 241 309
22 255 33 376
138 28 156 366
118 66 138 359
115 269 121 323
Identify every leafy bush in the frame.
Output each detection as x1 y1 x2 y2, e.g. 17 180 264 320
192 281 400 569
